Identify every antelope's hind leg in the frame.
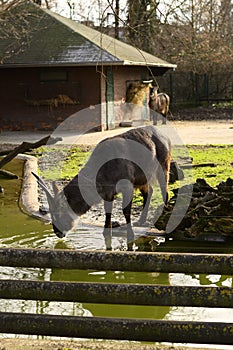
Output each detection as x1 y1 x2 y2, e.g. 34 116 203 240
137 184 153 225
103 200 113 250
122 188 134 251
157 156 170 205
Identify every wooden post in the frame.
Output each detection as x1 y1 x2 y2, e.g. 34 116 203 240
1 312 233 345
0 279 233 308
0 248 233 274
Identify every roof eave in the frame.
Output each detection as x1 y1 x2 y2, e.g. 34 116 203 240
0 61 177 69
0 62 120 68
122 60 177 68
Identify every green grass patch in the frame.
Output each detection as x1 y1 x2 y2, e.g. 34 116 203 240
37 146 93 181
187 145 233 188
37 144 233 205
61 147 92 180
212 101 233 108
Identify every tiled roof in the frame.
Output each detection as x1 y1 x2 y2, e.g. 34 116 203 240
0 1 176 69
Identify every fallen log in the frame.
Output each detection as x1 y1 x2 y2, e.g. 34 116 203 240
181 162 216 169
0 169 18 179
0 135 62 170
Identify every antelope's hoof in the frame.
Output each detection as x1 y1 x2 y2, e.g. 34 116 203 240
127 244 133 251
112 221 121 228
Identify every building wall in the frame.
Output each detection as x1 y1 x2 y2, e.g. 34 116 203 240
0 65 161 131
113 66 151 125
0 66 101 131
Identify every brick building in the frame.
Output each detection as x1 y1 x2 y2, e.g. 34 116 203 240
0 1 176 131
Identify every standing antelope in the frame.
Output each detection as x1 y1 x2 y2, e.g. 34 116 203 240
33 126 171 250
149 87 170 125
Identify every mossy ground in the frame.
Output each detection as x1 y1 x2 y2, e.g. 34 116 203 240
36 144 233 208
187 145 233 187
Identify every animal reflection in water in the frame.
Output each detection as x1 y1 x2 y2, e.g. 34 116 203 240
33 126 171 250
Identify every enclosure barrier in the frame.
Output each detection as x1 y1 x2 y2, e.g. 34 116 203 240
1 247 233 274
0 247 233 345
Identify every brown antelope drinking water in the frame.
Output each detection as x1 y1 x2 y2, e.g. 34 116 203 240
33 126 171 250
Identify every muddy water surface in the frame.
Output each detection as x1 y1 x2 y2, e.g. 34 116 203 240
1 159 233 344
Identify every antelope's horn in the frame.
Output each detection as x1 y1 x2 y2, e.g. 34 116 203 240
32 172 55 209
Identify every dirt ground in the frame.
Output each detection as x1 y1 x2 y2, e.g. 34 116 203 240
0 120 233 147
63 119 233 146
0 338 217 350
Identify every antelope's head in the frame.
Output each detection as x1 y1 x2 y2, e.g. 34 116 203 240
32 172 78 238
149 86 159 98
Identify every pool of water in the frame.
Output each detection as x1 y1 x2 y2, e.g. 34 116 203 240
1 159 233 348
